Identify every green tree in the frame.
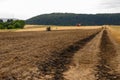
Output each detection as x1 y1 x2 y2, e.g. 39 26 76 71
0 23 4 29
7 19 13 23
7 25 15 29
13 20 25 29
0 19 3 23
3 22 9 29
0 20 25 29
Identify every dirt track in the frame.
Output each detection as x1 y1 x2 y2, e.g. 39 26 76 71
96 30 120 80
0 28 120 80
64 28 102 80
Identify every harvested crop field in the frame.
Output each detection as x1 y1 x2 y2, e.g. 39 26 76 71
0 27 120 80
0 25 101 32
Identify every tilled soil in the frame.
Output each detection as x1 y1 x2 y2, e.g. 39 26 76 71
37 30 100 80
0 29 101 80
0 28 120 80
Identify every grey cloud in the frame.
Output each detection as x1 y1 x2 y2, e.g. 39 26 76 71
101 0 120 8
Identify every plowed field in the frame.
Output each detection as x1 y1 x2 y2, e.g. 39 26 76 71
0 27 120 80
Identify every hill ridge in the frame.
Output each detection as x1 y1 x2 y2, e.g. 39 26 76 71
26 13 120 26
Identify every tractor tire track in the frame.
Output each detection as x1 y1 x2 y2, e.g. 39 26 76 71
37 30 101 80
96 29 120 80
64 29 103 80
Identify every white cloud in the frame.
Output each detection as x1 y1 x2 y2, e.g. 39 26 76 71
0 0 119 19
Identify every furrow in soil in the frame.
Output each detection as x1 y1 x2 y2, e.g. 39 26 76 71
37 31 101 80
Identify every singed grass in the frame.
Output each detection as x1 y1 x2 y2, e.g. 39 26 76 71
109 26 120 44
23 25 102 32
0 25 101 32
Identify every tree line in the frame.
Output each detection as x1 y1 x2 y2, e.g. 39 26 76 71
26 13 120 26
0 19 25 29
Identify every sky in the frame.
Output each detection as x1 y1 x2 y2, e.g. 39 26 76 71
0 0 120 20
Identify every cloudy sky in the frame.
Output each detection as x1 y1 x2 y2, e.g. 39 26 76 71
0 0 120 20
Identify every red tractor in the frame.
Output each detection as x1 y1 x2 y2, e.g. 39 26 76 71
76 24 81 27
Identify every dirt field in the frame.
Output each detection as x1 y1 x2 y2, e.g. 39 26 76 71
0 26 120 80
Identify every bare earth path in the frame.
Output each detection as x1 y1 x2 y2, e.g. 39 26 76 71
96 29 120 80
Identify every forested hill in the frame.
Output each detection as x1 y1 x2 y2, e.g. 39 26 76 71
26 13 120 26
